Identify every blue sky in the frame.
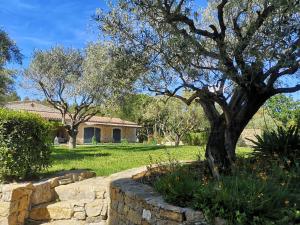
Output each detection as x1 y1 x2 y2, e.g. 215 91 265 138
0 0 299 100
0 0 106 99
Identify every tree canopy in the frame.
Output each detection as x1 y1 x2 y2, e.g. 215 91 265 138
25 44 134 148
266 94 300 126
97 0 300 175
0 29 22 104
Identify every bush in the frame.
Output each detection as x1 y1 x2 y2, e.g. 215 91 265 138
0 109 53 181
121 138 129 144
193 172 297 224
154 167 200 207
184 131 208 146
92 135 97 145
152 158 299 225
249 125 300 166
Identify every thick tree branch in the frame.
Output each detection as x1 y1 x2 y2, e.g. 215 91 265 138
272 85 300 94
217 0 228 39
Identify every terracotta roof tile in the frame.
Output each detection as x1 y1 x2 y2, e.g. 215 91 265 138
5 101 141 128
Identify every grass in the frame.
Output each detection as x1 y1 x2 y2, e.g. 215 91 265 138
47 144 252 176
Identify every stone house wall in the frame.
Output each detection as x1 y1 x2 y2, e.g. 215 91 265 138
77 124 137 144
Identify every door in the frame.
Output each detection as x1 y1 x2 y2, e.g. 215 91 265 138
95 128 101 143
113 128 121 143
84 127 94 144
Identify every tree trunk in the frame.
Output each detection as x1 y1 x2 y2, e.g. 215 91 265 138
175 134 180 147
203 93 270 178
205 120 241 177
68 134 77 149
67 127 78 149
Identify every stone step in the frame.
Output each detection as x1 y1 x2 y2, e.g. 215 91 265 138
54 177 109 201
28 198 108 223
25 219 106 225
29 201 74 221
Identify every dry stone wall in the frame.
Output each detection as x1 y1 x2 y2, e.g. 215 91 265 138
108 168 208 225
0 183 33 225
0 170 105 225
0 166 217 225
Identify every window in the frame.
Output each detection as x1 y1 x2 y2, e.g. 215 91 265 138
84 127 101 144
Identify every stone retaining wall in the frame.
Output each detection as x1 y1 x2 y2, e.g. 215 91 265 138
0 183 33 225
0 170 99 225
1 166 223 225
108 167 208 225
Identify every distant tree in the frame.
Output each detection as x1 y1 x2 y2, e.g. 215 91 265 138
113 94 155 142
25 44 132 149
98 0 300 176
117 94 153 122
266 94 300 126
3 92 20 102
0 29 22 105
145 97 208 146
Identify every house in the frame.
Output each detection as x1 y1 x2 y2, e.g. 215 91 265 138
5 101 141 144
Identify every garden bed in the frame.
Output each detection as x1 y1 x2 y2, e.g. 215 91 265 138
108 166 209 225
135 158 300 225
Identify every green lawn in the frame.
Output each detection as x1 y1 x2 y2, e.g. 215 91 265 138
48 144 252 176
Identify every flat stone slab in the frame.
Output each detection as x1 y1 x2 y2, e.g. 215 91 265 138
29 201 74 221
25 219 107 225
54 177 109 201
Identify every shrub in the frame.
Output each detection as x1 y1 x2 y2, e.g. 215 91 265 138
152 158 299 225
193 173 296 224
154 167 200 207
0 109 53 181
92 135 97 145
184 131 208 146
249 125 300 166
121 138 129 144
147 135 158 145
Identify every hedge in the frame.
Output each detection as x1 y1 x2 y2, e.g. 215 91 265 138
0 108 53 181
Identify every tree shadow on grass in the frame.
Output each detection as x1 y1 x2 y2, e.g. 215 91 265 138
52 151 111 161
56 144 174 153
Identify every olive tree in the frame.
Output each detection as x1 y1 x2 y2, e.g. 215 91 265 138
145 97 207 146
25 44 130 149
0 29 22 105
98 0 300 176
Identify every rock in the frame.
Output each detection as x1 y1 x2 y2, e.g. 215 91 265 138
1 183 33 202
88 222 107 225
55 183 95 201
0 202 10 217
74 206 85 212
32 220 85 225
19 195 30 211
29 201 73 220
74 211 86 220
31 181 54 206
0 214 17 225
49 178 59 188
184 208 204 222
17 210 29 224
214 217 227 225
142 209 151 221
159 209 184 222
85 199 104 217
86 216 106 223
58 178 73 185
